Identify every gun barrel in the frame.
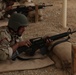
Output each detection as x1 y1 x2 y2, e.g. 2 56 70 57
71 30 76 34
45 4 53 7
48 30 76 41
49 32 69 41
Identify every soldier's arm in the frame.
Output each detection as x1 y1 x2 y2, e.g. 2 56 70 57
0 31 13 58
11 39 32 53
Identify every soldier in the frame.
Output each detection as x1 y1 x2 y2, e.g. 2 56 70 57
18 0 43 22
0 13 31 60
0 13 72 72
0 0 15 19
0 13 51 61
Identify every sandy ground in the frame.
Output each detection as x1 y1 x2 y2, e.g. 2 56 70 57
0 0 76 75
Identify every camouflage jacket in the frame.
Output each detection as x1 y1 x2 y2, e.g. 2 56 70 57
0 2 6 10
0 26 22 58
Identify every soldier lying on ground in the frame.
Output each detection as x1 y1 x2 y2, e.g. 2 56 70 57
19 0 43 22
0 13 51 61
0 13 72 71
3 0 43 22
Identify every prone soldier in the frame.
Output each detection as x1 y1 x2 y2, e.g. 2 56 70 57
18 0 44 22
4 0 45 22
0 13 73 73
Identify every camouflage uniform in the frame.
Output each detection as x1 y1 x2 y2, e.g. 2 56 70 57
0 13 73 71
0 26 22 60
0 13 28 61
0 1 6 19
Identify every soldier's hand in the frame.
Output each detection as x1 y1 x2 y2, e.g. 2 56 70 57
43 35 53 46
18 40 32 47
12 40 32 52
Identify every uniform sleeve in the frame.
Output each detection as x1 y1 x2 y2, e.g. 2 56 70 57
0 31 13 58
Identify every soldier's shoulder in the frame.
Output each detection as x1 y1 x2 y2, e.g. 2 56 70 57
0 26 10 37
0 26 11 41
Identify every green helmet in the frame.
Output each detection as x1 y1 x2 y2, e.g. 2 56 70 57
8 13 29 31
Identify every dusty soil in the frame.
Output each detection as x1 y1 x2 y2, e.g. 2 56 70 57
0 0 76 75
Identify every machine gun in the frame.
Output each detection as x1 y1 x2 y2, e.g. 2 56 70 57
11 28 76 60
4 3 53 18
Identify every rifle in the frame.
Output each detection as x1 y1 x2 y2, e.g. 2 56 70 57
11 28 76 60
3 3 53 18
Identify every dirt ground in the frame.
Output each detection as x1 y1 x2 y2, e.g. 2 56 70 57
0 0 76 75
